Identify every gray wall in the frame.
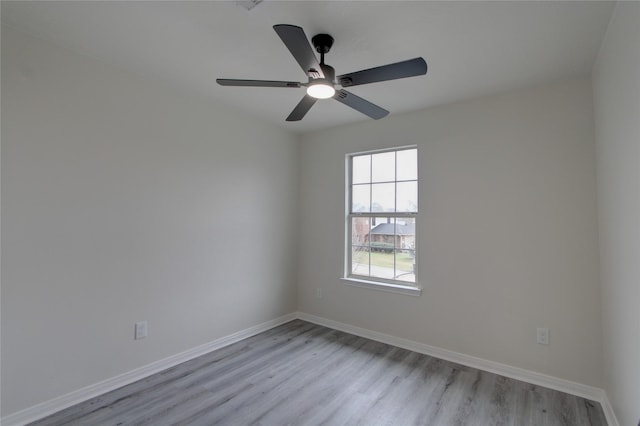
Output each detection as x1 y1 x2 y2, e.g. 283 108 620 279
1 27 299 415
298 78 602 388
593 2 640 425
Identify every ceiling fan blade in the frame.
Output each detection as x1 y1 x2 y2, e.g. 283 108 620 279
337 57 427 88
273 24 324 79
286 95 317 121
333 89 389 120
216 79 301 88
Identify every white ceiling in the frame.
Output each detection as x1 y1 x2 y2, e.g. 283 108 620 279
1 1 615 134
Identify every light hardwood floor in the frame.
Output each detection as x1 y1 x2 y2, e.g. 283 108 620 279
30 320 607 425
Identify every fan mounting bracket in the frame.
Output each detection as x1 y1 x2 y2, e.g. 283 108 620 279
311 33 334 55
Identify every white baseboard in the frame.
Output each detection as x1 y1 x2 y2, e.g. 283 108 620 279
296 311 619 426
600 393 620 426
1 312 297 426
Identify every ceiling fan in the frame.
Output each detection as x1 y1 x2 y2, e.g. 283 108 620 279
217 24 428 122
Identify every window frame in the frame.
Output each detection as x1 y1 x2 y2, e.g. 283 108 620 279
343 146 421 296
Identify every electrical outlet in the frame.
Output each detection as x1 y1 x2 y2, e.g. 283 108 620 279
316 288 322 299
135 321 148 340
536 327 549 345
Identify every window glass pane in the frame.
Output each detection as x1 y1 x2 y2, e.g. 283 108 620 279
371 151 395 182
369 217 395 253
371 216 390 228
352 155 371 184
396 149 417 181
351 246 370 276
395 250 416 283
371 183 395 212
367 217 395 280
351 217 371 245
396 181 418 212
394 218 415 249
352 184 370 212
369 246 396 280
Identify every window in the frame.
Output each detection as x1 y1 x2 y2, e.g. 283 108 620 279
346 147 418 291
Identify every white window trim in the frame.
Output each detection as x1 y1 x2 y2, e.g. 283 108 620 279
341 277 422 296
344 146 420 295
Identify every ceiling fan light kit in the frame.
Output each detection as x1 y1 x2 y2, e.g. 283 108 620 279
306 80 335 99
217 24 427 121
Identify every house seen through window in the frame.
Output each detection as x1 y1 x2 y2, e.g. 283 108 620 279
347 147 417 287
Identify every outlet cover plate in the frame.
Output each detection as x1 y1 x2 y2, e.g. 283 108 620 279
536 327 549 345
135 321 148 340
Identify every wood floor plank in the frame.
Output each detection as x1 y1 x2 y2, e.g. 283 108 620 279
29 320 607 426
209 333 369 425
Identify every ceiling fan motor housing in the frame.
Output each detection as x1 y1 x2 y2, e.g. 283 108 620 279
315 64 335 83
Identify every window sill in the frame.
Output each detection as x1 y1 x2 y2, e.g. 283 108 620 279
341 277 422 297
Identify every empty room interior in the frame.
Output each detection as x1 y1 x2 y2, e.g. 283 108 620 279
1 1 638 425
